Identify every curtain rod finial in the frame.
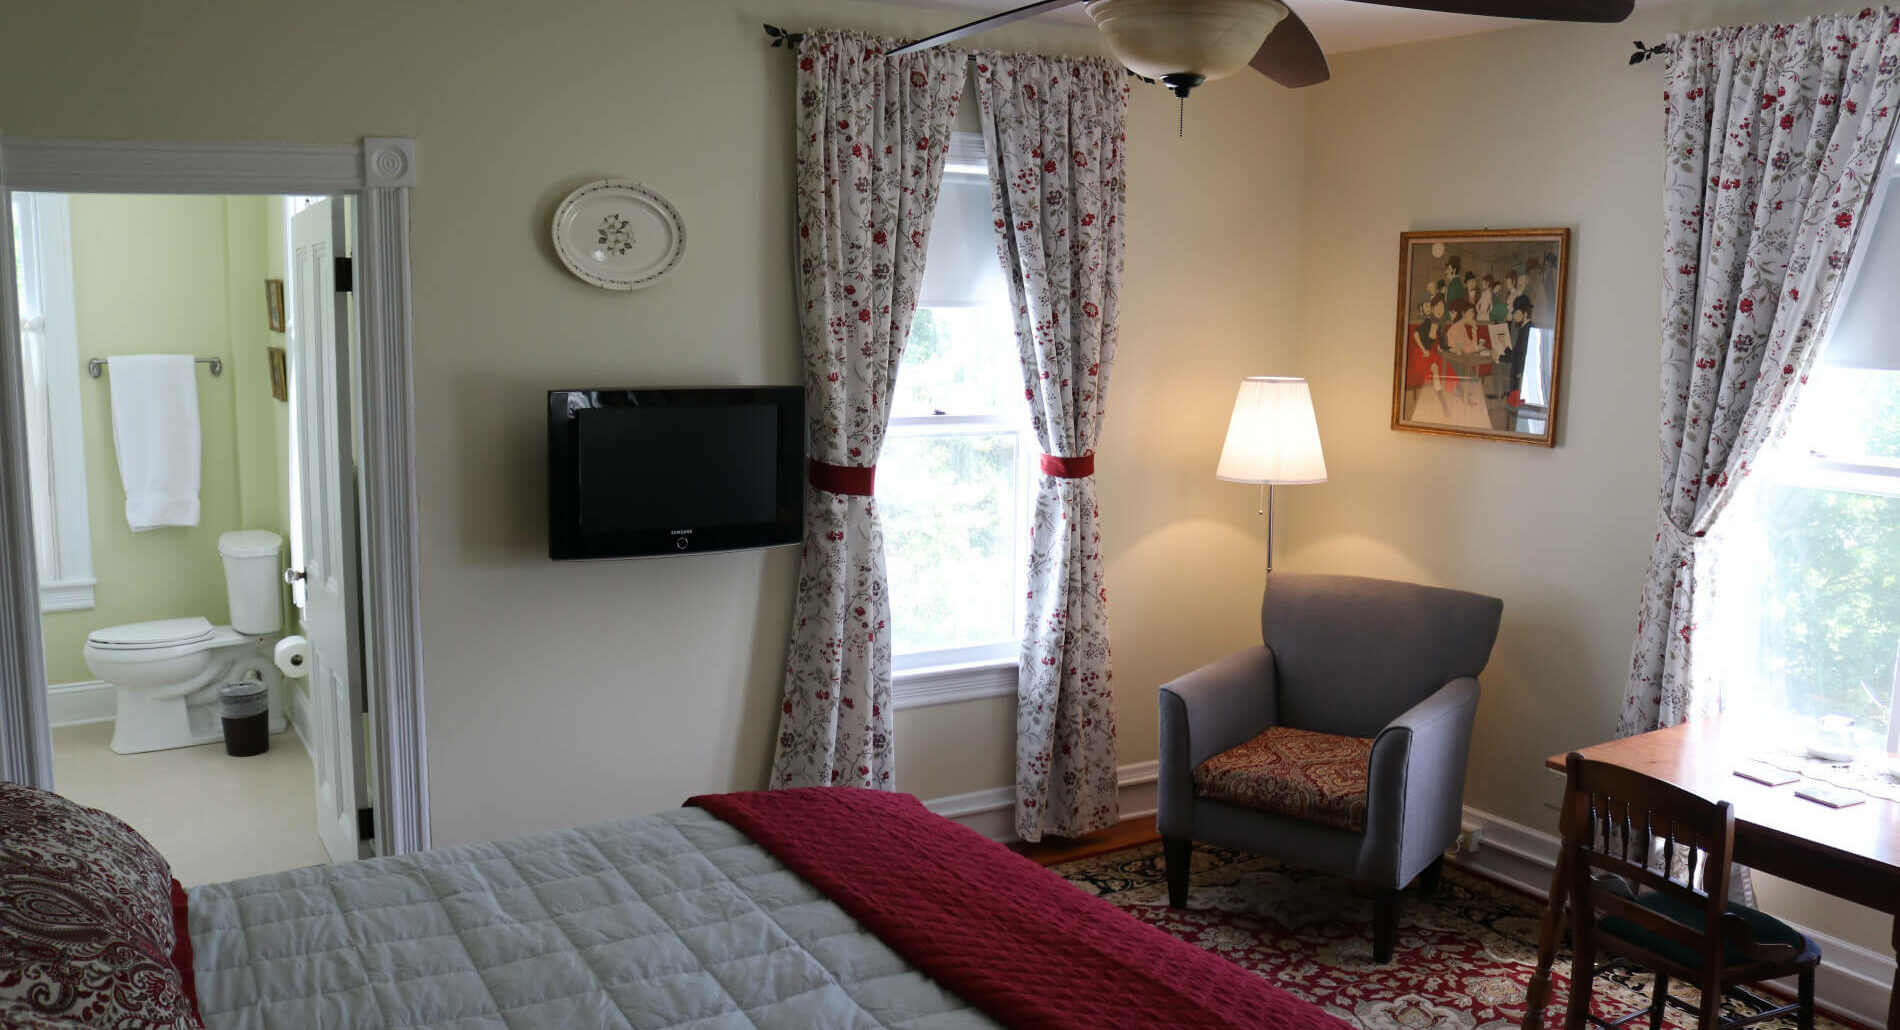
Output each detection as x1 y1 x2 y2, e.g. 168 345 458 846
1630 40 1670 65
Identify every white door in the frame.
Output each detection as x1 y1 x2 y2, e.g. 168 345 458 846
290 199 370 863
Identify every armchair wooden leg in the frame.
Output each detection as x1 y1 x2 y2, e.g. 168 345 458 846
1372 886 1399 963
1417 855 1445 897
1163 836 1191 910
1646 971 1669 1030
1796 967 1815 1030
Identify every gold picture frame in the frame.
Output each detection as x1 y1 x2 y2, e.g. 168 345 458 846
267 346 288 402
264 278 286 333
1391 228 1569 447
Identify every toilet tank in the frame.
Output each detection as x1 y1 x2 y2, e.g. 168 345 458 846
219 530 284 635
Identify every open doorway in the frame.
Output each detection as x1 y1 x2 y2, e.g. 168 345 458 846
12 190 369 883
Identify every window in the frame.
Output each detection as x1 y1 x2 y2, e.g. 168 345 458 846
885 133 1033 706
1702 154 1900 754
11 193 93 612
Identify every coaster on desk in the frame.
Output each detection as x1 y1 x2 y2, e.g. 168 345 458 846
1794 784 1865 809
1734 760 1799 787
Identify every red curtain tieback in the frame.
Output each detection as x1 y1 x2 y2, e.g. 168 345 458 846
808 458 876 496
1040 453 1095 479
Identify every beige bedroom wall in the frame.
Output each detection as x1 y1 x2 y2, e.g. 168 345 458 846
0 0 1305 841
1286 0 1894 957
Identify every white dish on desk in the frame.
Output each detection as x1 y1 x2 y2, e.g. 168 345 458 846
1804 742 1859 763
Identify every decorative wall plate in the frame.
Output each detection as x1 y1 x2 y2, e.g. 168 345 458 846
551 179 686 290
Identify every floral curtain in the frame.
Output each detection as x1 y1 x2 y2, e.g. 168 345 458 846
1620 9 1900 742
974 51 1129 841
769 31 966 790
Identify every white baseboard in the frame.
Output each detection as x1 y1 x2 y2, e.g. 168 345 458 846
923 759 1158 843
1454 806 1895 1029
287 685 313 754
47 680 114 727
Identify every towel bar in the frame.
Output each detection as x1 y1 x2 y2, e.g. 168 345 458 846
88 356 222 378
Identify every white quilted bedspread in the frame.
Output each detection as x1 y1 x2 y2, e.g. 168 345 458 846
188 808 1003 1030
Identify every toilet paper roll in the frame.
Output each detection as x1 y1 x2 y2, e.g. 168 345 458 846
273 635 312 679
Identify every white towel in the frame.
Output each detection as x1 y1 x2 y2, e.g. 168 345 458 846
107 354 201 530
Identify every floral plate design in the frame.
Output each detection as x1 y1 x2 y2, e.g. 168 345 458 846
551 179 685 290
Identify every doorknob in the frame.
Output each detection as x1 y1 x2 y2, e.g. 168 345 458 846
285 568 307 584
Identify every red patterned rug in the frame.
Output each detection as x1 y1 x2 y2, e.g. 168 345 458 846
1050 842 1850 1030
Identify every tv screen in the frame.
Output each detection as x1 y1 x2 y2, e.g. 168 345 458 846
549 387 804 559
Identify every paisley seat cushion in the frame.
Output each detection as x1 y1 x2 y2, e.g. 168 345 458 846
1192 727 1376 833
0 781 200 1029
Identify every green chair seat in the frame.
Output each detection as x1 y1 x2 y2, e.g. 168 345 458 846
1599 890 1809 971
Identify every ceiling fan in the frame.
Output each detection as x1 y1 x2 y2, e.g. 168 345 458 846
889 0 1635 97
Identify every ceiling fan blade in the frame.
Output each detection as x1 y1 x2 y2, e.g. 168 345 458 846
1251 6 1330 88
887 0 1084 57
1345 0 1634 23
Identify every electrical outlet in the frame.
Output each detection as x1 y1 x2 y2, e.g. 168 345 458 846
1452 822 1484 854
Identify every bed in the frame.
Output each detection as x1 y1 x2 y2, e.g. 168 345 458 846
1 782 1350 1030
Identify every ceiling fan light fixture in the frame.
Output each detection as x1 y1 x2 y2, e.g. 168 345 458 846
1085 0 1289 90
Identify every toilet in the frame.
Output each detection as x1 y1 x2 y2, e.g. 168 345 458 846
84 530 289 755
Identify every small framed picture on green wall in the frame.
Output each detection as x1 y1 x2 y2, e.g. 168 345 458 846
267 346 288 402
264 278 286 333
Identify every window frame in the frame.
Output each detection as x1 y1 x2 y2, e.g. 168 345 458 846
885 416 1036 708
13 192 93 612
887 132 1033 708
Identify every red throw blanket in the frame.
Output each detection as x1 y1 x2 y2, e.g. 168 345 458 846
688 788 1349 1030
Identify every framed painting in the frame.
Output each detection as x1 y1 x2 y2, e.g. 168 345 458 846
264 278 286 333
1391 228 1569 446
267 346 289 402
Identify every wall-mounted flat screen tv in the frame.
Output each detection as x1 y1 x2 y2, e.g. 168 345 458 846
548 386 804 560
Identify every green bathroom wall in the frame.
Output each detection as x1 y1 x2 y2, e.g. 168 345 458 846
40 194 291 686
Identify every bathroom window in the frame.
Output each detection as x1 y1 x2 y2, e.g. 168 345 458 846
884 133 1034 708
11 193 94 612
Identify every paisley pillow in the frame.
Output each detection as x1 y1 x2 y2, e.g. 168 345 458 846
0 781 201 1029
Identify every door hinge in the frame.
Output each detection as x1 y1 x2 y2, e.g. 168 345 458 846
357 806 375 842
334 256 354 293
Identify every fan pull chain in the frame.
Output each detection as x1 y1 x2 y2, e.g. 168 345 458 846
1178 96 1185 137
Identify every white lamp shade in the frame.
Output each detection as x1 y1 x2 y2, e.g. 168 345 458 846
1216 376 1327 485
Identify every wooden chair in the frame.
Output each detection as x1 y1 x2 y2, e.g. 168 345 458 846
1556 752 1819 1030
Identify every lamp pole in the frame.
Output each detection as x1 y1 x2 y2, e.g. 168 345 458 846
1261 482 1275 574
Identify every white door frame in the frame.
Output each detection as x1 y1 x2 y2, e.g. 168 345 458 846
0 136 430 856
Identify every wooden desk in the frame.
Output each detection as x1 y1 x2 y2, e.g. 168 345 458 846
1519 717 1900 1029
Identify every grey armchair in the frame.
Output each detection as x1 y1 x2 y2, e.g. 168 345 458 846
1157 572 1502 963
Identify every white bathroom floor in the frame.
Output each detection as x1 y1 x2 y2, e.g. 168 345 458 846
51 721 332 886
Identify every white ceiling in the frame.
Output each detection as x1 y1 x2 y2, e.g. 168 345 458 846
878 0 1688 55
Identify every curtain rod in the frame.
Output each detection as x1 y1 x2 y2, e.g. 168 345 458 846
760 23 1157 86
771 24 1670 67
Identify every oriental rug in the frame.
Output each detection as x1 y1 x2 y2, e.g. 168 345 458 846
1051 842 1853 1030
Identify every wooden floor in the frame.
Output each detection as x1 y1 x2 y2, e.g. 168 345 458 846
1011 815 1159 866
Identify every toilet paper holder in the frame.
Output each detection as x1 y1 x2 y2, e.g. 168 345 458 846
273 635 312 678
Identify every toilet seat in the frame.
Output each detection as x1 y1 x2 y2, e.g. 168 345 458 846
85 619 256 667
87 616 215 651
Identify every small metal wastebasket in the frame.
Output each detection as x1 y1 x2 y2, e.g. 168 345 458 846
219 680 270 757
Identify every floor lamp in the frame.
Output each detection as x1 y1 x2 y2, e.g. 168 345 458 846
1216 377 1327 573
